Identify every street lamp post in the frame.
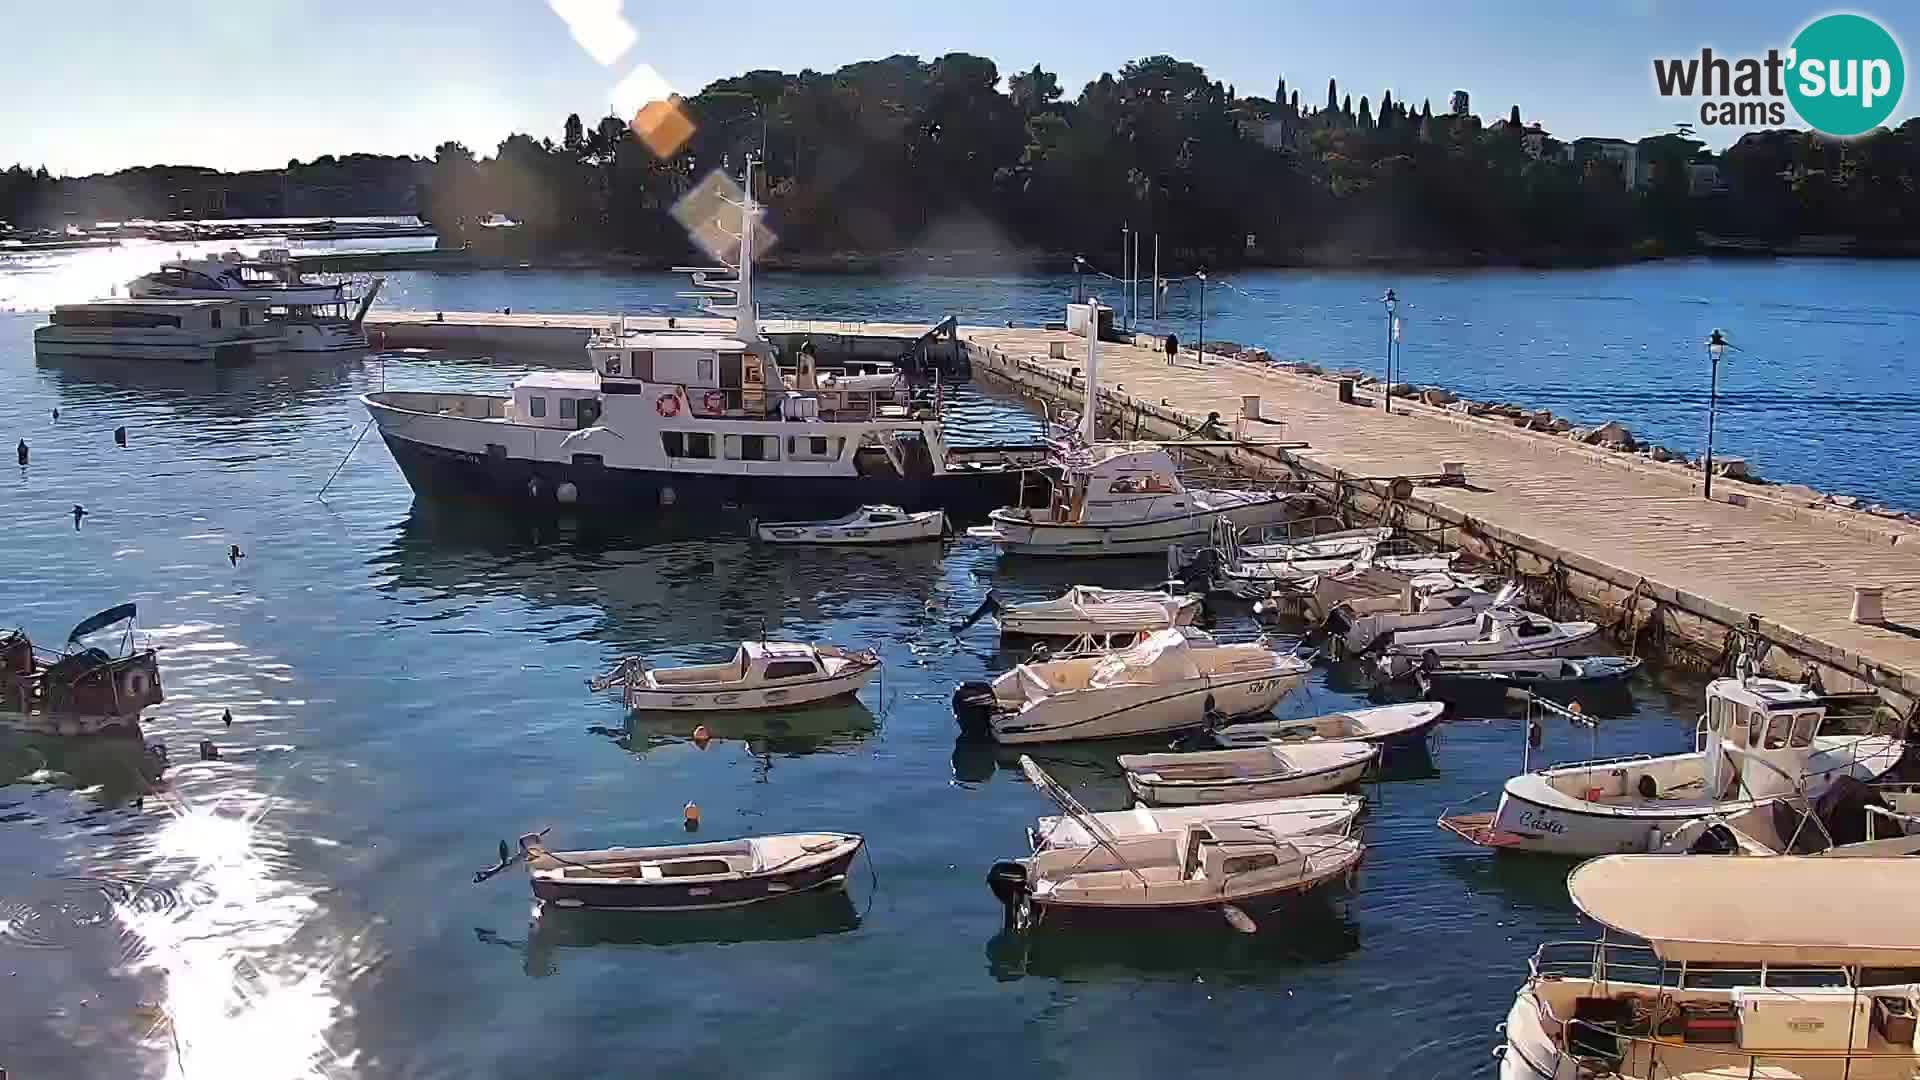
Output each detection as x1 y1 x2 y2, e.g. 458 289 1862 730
1196 269 1208 364
1073 256 1085 305
1381 288 1398 415
1703 328 1727 500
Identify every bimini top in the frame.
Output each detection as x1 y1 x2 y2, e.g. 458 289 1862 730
1569 855 1920 966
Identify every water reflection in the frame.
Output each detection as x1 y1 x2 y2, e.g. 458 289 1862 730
34 352 362 416
497 889 863 977
0 731 166 809
985 901 1361 983
607 699 878 759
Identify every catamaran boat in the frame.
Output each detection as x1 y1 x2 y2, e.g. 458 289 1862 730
991 586 1203 639
974 442 1306 557
34 298 284 363
1322 576 1504 656
1119 740 1380 805
987 756 1364 931
751 504 947 544
1 603 163 736
475 828 865 912
1204 702 1446 755
1375 606 1600 678
361 163 1038 517
1437 672 1906 856
590 640 880 713
1497 855 1920 1080
951 627 1310 744
129 249 346 305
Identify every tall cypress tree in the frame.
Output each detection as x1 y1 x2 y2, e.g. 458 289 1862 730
1358 95 1372 129
1326 78 1338 114
1509 104 1522 127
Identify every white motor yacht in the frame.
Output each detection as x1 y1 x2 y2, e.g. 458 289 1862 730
34 298 284 363
1439 673 1906 856
129 249 345 306
1030 794 1365 851
992 585 1202 638
952 627 1309 744
1375 606 1600 678
975 442 1306 556
590 640 879 712
1497 855 1920 1080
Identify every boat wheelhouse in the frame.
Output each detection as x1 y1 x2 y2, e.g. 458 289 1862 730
34 298 284 363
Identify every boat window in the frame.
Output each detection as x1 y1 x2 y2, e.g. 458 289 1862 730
239 307 250 326
685 432 713 459
629 350 654 380
559 397 577 420
571 453 603 468
210 309 222 329
869 512 897 522
528 396 546 418
740 435 775 461
1764 713 1791 749
661 431 684 457
697 357 714 384
1748 708 1765 747
1221 853 1279 876
763 660 820 680
787 435 838 461
1790 710 1819 748
1109 474 1178 494
1518 621 1552 638
1707 697 1726 733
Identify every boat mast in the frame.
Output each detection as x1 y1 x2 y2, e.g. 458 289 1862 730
735 156 757 342
1079 301 1099 445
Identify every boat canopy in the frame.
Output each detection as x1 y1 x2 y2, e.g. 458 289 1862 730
1569 854 1920 966
67 602 136 644
1090 628 1201 686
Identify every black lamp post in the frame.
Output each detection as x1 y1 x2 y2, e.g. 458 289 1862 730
1703 328 1728 499
1382 288 1399 414
1196 268 1208 363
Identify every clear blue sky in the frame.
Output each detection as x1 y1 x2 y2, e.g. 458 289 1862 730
4 0 1914 175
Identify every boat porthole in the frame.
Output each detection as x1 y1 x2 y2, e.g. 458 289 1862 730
660 486 676 507
556 482 578 505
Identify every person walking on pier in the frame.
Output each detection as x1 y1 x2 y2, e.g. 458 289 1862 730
1164 332 1179 367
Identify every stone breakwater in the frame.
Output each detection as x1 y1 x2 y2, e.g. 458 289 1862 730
1186 338 1919 530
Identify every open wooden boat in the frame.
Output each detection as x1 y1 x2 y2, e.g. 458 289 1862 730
1376 607 1600 678
952 627 1309 744
0 604 162 736
1417 655 1641 708
592 640 879 713
1205 702 1445 754
479 830 864 912
1030 793 1365 851
989 756 1363 930
752 504 947 545
1120 740 1379 806
993 586 1202 639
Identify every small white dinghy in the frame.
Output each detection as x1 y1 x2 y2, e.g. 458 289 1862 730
592 641 879 712
988 756 1364 930
994 586 1202 638
753 504 946 545
1030 793 1365 851
952 627 1310 744
1206 702 1445 755
1119 740 1380 806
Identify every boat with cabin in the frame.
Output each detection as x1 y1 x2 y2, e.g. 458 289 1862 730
590 640 879 713
34 298 284 363
951 627 1310 744
1 604 163 736
1029 792 1365 852
1437 672 1905 856
1375 606 1601 678
476 828 864 912
987 755 1364 931
129 249 345 306
361 162 1039 517
1497 855 1920 1080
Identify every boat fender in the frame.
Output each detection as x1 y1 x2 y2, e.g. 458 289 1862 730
555 482 578 505
655 393 680 417
952 681 997 739
683 801 701 832
986 860 1030 927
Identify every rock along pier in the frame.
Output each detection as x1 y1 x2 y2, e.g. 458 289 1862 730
364 309 1920 714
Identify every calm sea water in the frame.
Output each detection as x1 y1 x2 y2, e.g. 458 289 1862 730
0 243 1910 1078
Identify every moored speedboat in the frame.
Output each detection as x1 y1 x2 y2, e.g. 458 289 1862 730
951 627 1310 744
1119 740 1379 806
1205 702 1445 755
591 640 879 713
1497 855 1920 1079
1438 673 1905 856
1417 655 1641 710
477 829 864 912
0 604 162 736
752 504 947 544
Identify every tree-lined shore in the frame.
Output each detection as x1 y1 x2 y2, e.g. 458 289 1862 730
8 53 1920 269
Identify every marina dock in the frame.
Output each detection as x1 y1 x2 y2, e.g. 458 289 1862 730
363 309 1920 709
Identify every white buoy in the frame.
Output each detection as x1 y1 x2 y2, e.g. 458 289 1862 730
683 801 701 831
556 482 578 505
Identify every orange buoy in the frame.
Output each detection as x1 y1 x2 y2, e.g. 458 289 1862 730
691 724 712 748
683 801 701 832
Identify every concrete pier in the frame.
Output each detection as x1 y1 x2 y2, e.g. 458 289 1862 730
358 309 1920 710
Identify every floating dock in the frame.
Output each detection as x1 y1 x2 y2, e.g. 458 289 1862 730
361 309 1920 710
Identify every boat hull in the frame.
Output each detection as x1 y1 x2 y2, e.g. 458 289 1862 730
989 670 1305 744
987 497 1299 556
1127 754 1375 806
380 431 1030 519
754 514 945 545
626 666 876 712
1378 625 1602 678
532 841 862 912
33 327 284 364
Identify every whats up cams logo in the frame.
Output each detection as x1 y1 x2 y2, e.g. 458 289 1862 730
1653 12 1906 136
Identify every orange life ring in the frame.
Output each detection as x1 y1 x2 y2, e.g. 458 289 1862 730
702 390 727 414
655 393 680 417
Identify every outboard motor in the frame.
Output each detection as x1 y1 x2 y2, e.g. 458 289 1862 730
953 681 998 740
1687 821 1743 856
985 860 1030 929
